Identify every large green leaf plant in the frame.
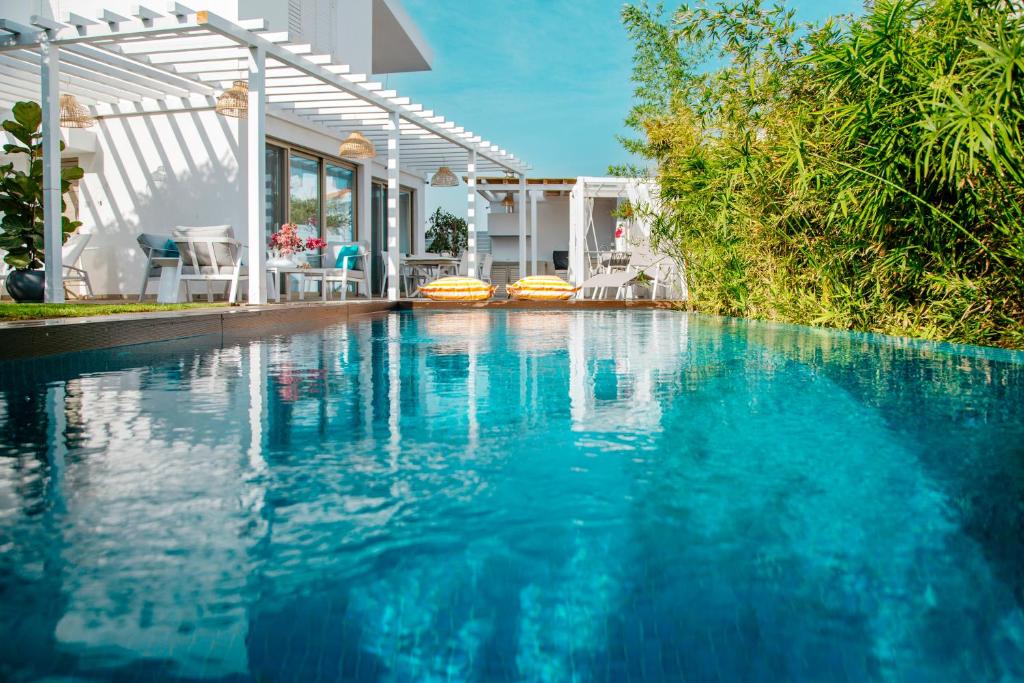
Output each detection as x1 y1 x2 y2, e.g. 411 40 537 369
0 101 84 270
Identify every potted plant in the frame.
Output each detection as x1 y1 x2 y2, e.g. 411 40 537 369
0 101 84 302
268 223 303 266
631 271 654 299
425 207 468 256
268 223 326 267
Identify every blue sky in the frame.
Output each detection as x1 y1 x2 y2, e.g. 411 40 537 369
389 0 862 217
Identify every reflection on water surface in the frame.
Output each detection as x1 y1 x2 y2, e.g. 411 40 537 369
1 311 1023 681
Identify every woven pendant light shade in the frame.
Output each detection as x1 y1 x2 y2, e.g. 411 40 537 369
58 93 94 128
338 131 376 160
215 80 248 118
431 165 458 187
501 193 514 212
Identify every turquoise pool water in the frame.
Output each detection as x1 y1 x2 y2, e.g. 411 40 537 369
1 310 1023 681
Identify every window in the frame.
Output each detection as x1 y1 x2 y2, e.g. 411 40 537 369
289 152 321 249
325 163 355 243
265 141 359 262
61 158 80 223
265 144 286 239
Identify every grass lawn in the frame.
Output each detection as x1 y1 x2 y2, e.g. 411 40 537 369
0 302 226 322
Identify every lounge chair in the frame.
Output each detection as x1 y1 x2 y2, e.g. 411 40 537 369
324 241 370 300
171 225 247 303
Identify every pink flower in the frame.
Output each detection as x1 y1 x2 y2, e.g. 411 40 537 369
269 223 305 255
614 227 624 238
305 237 327 251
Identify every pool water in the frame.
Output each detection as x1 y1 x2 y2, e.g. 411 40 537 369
1 310 1024 681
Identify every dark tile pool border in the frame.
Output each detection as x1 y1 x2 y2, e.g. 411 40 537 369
0 299 685 360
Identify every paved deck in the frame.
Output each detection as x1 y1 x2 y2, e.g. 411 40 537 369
0 299 685 360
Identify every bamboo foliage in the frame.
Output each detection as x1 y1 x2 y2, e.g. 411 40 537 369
620 0 1024 347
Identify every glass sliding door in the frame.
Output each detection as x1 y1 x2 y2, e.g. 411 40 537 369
289 153 321 264
399 188 414 255
324 163 355 243
371 182 387 296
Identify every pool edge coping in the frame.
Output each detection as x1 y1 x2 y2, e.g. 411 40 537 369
0 300 686 360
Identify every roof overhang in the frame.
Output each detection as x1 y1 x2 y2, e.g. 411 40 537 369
0 5 526 177
372 0 432 74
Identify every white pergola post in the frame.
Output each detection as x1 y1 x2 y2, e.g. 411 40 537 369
467 149 477 278
41 39 63 304
246 44 267 304
517 173 526 278
415 184 427 254
530 190 538 275
387 110 400 301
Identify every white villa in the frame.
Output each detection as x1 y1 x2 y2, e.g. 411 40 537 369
0 1 682 304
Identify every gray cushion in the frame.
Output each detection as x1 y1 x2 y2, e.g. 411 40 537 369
172 225 236 268
137 233 179 277
137 232 177 254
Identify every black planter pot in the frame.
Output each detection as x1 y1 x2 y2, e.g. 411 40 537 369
5 269 45 303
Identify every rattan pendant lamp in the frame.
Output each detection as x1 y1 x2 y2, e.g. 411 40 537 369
58 87 94 128
431 163 458 187
215 80 248 118
339 131 376 160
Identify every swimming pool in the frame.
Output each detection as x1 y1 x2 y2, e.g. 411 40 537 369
1 309 1023 681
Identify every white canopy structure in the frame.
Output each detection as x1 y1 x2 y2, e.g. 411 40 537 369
0 5 529 302
568 176 660 285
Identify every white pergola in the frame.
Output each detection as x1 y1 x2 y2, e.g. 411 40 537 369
0 5 530 302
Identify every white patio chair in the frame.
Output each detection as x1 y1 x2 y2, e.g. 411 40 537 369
171 225 247 304
456 252 492 281
578 246 672 300
378 251 412 297
324 241 370 300
62 232 93 298
136 232 178 301
479 253 493 283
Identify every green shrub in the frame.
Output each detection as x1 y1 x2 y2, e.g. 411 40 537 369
620 0 1024 348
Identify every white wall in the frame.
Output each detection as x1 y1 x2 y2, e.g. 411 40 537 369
75 110 244 298
485 196 617 267
46 109 424 298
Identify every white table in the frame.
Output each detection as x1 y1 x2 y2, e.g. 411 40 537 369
268 266 332 302
401 255 460 296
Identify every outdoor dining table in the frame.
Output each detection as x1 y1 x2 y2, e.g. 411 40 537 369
401 255 461 296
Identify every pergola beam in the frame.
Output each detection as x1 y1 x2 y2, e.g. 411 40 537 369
194 11 526 174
